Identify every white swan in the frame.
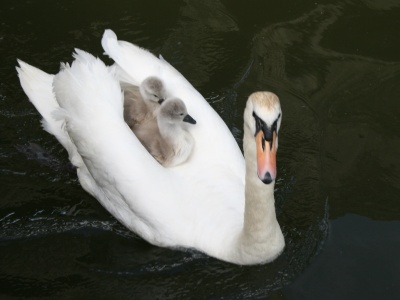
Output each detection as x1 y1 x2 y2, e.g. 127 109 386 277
16 31 284 265
123 76 166 129
134 97 197 167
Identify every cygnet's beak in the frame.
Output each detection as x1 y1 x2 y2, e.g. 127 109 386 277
158 98 165 104
183 114 196 125
255 130 277 184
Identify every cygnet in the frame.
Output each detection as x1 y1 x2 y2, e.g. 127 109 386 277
133 98 196 167
123 76 166 129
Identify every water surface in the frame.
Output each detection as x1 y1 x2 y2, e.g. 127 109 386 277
1 0 399 298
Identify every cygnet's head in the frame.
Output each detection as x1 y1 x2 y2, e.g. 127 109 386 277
158 98 196 125
140 76 166 104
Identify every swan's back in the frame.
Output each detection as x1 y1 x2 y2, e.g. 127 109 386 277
51 50 186 243
17 30 285 263
102 29 245 181
18 47 251 262
101 30 249 252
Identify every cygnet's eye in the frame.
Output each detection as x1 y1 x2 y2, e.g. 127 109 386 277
153 94 159 99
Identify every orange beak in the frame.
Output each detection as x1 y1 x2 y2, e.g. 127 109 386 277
256 130 277 184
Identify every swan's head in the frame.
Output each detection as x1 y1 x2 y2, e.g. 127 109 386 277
140 76 166 104
158 98 197 126
244 92 282 184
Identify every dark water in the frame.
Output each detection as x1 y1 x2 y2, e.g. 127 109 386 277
1 0 399 299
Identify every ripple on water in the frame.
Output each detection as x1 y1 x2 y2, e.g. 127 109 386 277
0 1 334 298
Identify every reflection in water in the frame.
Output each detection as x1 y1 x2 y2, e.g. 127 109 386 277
250 2 400 220
284 214 400 299
1 0 399 298
161 0 244 89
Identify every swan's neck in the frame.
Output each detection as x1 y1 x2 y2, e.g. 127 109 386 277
236 124 284 264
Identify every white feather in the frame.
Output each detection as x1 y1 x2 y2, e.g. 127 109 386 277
17 32 284 264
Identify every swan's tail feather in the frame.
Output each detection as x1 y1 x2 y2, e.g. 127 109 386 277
17 60 66 146
16 59 84 168
17 60 58 134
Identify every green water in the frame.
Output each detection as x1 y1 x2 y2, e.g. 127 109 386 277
1 0 399 298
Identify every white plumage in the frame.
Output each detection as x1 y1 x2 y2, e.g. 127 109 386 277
16 30 285 265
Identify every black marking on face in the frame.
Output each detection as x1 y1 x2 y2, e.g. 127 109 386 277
271 113 281 135
253 112 281 150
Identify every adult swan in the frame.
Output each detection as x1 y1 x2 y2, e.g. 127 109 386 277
16 29 284 265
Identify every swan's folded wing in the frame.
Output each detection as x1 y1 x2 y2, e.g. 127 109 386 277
52 49 185 240
16 60 84 168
